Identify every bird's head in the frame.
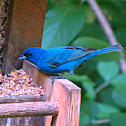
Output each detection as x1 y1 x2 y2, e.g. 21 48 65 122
19 47 45 64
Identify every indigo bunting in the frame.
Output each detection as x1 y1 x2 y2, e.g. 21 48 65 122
19 45 122 79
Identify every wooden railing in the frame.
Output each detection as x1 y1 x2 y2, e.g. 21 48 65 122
0 61 81 126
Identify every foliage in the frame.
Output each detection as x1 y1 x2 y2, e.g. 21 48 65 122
42 0 126 125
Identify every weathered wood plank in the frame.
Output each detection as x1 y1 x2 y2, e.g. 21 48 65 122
0 116 44 126
22 60 53 101
45 79 81 126
0 101 59 118
2 0 47 75
0 95 45 103
22 60 53 126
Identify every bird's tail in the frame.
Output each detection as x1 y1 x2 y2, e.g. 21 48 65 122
95 45 122 55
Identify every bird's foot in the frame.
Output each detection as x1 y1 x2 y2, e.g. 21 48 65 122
51 70 74 84
51 76 67 84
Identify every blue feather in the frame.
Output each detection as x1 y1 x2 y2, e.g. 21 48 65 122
19 45 122 75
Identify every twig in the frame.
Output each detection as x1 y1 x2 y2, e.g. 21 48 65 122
87 0 126 73
83 119 110 126
94 82 109 95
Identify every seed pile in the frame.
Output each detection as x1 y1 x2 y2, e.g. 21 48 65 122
0 69 44 96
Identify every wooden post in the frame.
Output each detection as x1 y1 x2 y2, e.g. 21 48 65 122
45 79 81 126
23 60 81 126
2 0 47 75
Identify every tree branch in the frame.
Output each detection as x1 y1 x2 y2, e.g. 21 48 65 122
94 82 109 95
87 0 126 73
83 119 110 126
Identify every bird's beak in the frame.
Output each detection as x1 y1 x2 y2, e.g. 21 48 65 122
18 54 26 59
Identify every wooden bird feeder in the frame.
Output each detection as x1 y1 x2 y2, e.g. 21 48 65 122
0 60 81 125
0 0 81 125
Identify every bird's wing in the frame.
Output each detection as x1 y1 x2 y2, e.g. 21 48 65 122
44 46 97 68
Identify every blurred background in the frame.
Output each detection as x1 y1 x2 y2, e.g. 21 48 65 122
42 0 126 126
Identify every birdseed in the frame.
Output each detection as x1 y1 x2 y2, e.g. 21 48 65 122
0 69 44 96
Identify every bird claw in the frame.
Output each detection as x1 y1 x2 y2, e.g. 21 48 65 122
50 70 73 84
51 76 67 84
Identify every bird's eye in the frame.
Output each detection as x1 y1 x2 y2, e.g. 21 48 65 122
23 53 26 56
29 53 32 56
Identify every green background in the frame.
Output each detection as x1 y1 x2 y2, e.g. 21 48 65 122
42 0 126 125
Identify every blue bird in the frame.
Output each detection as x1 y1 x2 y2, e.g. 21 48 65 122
19 45 122 80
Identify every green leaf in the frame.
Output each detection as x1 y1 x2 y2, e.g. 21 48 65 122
82 81 96 99
72 37 109 48
110 113 126 126
81 0 86 3
80 113 90 125
99 87 117 106
97 103 119 119
97 61 119 82
111 74 126 88
42 7 84 49
67 74 96 99
82 78 96 99
115 29 126 50
94 52 121 61
112 87 126 107
77 23 105 40
72 37 121 61
84 100 99 118
74 60 97 75
67 74 95 86
66 74 87 82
